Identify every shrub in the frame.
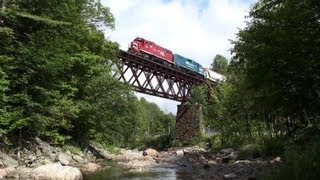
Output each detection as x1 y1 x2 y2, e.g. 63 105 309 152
209 134 222 152
261 126 320 179
238 144 261 159
63 145 83 155
261 139 320 180
259 136 286 157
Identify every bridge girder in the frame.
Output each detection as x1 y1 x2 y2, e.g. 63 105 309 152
113 50 204 102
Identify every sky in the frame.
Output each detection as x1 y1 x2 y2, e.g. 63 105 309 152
101 0 256 114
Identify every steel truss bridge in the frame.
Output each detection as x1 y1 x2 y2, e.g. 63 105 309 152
111 50 207 102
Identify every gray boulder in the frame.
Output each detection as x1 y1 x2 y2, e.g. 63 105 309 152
17 167 33 179
31 163 82 180
142 148 159 158
80 163 102 174
35 138 60 161
220 148 235 156
222 151 238 163
0 168 7 179
41 144 56 160
4 167 19 179
72 155 85 163
0 153 19 168
57 153 72 166
38 158 53 165
86 142 113 160
24 154 37 167
224 173 237 179
183 146 205 154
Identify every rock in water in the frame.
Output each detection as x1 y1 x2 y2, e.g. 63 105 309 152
31 163 82 180
175 150 184 156
142 149 159 158
224 173 237 179
81 163 102 174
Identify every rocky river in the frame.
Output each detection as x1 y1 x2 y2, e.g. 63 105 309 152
0 138 281 179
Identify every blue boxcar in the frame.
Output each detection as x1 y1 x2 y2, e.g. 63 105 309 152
173 54 204 76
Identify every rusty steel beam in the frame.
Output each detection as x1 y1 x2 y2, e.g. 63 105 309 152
112 50 204 102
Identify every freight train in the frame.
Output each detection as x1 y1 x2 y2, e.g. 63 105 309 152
128 37 225 82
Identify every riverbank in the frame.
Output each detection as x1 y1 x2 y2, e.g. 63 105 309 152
0 137 115 179
114 146 281 179
0 137 281 179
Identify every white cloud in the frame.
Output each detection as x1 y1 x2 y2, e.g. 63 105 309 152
102 0 255 114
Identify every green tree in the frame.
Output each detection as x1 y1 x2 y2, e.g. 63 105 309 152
0 0 176 149
130 97 176 148
231 0 320 135
211 54 228 74
0 0 120 143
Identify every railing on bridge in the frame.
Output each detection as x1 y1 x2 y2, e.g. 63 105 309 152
112 50 205 102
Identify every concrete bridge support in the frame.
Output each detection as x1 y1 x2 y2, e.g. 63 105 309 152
173 103 204 145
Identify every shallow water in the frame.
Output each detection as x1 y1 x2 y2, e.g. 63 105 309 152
83 161 198 180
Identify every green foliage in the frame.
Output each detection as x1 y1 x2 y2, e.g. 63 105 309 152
231 0 320 133
208 135 222 152
63 145 83 155
13 11 71 25
131 98 175 149
261 139 320 180
190 85 207 106
0 69 8 104
199 0 319 165
0 0 127 144
238 144 261 160
104 145 121 155
258 137 286 157
202 2 320 178
141 135 172 150
0 0 175 149
83 0 115 29
211 54 228 74
261 126 320 179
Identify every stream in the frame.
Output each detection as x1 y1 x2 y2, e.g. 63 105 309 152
83 161 199 180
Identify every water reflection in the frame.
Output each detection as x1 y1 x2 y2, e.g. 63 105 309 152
83 162 197 180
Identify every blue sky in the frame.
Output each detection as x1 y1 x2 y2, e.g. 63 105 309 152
102 0 256 114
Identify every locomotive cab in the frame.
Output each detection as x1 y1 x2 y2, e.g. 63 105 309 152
128 37 174 64
129 37 143 52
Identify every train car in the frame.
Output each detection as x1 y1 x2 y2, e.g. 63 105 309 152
173 54 204 76
203 68 226 83
128 37 174 64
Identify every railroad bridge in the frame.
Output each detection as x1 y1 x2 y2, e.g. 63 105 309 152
114 50 207 102
112 50 217 143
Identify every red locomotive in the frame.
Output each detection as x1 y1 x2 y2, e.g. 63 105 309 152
128 37 174 64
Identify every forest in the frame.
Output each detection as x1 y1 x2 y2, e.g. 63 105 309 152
0 0 319 179
0 0 175 148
